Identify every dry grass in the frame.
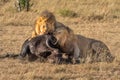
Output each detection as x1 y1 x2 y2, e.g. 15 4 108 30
0 0 120 80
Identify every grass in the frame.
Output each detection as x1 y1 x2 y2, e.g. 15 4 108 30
58 9 77 17
0 0 120 80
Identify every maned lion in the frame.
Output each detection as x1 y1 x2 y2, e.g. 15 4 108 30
31 10 56 38
52 26 80 64
31 10 68 38
52 26 115 63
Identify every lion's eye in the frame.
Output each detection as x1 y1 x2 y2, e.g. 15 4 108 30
57 31 61 34
42 26 46 28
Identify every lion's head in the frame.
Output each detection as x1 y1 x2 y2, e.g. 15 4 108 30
53 26 75 47
40 10 56 24
32 10 56 37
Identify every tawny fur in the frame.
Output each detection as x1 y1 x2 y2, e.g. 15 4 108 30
76 35 115 63
53 26 80 63
53 26 114 63
31 10 56 38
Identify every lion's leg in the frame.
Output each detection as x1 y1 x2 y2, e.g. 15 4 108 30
72 43 80 64
48 49 62 64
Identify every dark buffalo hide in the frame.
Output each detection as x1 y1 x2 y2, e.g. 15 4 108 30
19 35 63 63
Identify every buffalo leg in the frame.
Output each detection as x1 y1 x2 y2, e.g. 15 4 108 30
19 39 31 58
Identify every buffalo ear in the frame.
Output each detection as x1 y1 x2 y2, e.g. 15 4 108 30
46 35 60 49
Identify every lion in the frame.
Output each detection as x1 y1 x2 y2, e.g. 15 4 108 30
31 10 69 38
31 10 56 38
76 35 115 63
52 26 80 64
52 26 115 63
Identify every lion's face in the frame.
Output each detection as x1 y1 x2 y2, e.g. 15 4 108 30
54 28 68 40
53 27 71 47
35 17 55 35
53 26 75 48
36 20 47 35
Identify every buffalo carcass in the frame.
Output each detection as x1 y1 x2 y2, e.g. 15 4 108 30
19 35 65 64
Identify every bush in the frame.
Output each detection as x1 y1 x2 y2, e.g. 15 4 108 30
20 0 26 8
15 0 30 11
59 9 77 18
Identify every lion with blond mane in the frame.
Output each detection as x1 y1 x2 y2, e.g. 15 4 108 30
49 26 81 63
52 26 115 63
31 10 56 38
31 10 70 38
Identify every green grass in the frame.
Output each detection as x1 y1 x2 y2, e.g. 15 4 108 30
58 9 77 17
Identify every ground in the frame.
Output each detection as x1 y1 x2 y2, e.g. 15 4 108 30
0 0 120 80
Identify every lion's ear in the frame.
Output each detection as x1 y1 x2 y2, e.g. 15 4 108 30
42 18 47 22
35 17 45 24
